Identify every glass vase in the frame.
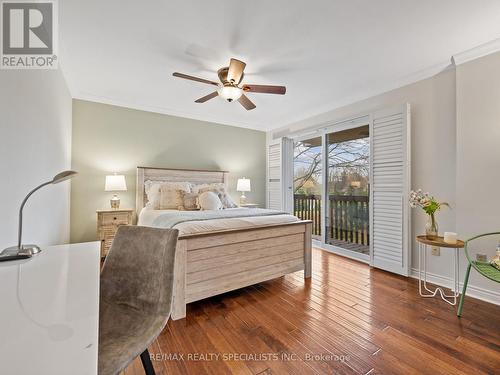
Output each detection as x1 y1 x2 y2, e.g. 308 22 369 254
425 213 438 240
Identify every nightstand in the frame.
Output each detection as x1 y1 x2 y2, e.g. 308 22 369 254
97 209 134 257
240 203 259 208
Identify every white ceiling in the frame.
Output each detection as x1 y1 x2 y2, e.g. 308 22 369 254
60 0 500 131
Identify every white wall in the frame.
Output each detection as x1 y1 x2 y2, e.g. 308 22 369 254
269 63 499 304
456 51 500 298
0 69 72 249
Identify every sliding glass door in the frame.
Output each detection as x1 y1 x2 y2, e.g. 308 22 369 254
293 136 322 239
285 106 410 269
291 127 370 253
325 125 370 256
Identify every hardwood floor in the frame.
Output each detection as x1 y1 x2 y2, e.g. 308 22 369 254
123 248 500 375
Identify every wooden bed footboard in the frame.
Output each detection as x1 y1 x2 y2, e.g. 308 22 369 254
171 220 312 320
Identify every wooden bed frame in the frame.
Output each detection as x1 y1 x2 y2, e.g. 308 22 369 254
136 166 312 320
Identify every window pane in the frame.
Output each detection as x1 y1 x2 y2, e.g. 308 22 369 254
326 125 370 254
293 136 322 238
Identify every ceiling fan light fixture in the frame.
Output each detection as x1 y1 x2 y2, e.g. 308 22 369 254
173 58 286 110
218 85 242 102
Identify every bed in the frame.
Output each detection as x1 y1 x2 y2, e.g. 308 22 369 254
136 166 312 320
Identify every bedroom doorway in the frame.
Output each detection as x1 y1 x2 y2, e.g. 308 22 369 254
293 136 322 240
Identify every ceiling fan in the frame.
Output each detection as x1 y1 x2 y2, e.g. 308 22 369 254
172 58 286 111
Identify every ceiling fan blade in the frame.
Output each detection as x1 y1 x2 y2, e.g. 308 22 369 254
227 58 246 84
238 94 256 111
243 84 286 95
173 72 219 86
195 91 218 103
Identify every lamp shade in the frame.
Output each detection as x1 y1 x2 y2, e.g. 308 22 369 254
105 175 127 192
237 178 251 192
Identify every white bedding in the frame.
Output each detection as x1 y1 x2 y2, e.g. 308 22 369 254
138 207 299 235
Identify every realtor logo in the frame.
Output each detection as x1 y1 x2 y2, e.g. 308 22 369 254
1 0 58 69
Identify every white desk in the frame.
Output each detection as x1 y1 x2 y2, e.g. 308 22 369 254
0 242 100 375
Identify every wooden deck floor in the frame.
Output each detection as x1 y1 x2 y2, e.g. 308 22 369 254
123 248 500 375
327 239 370 255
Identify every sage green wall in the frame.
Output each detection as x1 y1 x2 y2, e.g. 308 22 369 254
70 99 266 243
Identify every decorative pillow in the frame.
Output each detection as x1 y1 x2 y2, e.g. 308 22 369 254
192 183 224 194
182 192 200 210
144 181 161 209
145 180 190 209
159 188 185 210
221 192 238 209
219 192 238 208
193 183 238 209
198 191 223 211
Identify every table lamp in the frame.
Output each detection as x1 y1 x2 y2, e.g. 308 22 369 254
0 170 77 261
237 178 251 205
105 174 127 209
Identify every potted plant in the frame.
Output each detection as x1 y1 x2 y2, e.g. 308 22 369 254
409 189 449 240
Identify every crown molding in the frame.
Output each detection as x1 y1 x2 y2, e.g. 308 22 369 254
71 39 500 133
70 61 454 134
272 38 500 133
72 92 267 132
271 60 453 134
452 37 500 66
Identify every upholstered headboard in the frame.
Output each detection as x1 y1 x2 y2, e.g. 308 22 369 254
136 166 229 215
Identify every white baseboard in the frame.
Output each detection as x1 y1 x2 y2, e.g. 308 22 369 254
410 268 500 306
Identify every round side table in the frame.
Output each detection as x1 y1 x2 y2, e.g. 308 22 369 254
416 235 465 305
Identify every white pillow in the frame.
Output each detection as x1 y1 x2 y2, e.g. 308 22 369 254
145 180 191 209
193 183 237 209
144 181 161 209
198 191 223 211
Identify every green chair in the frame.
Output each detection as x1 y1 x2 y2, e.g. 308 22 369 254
457 232 500 317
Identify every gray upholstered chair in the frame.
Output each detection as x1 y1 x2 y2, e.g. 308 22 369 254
98 226 179 375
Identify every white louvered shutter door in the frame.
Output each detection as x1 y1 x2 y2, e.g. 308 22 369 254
370 104 411 276
267 140 282 210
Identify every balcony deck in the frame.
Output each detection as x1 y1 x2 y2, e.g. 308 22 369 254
327 239 370 255
294 194 370 255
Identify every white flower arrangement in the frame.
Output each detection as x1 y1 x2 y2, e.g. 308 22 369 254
409 189 449 215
